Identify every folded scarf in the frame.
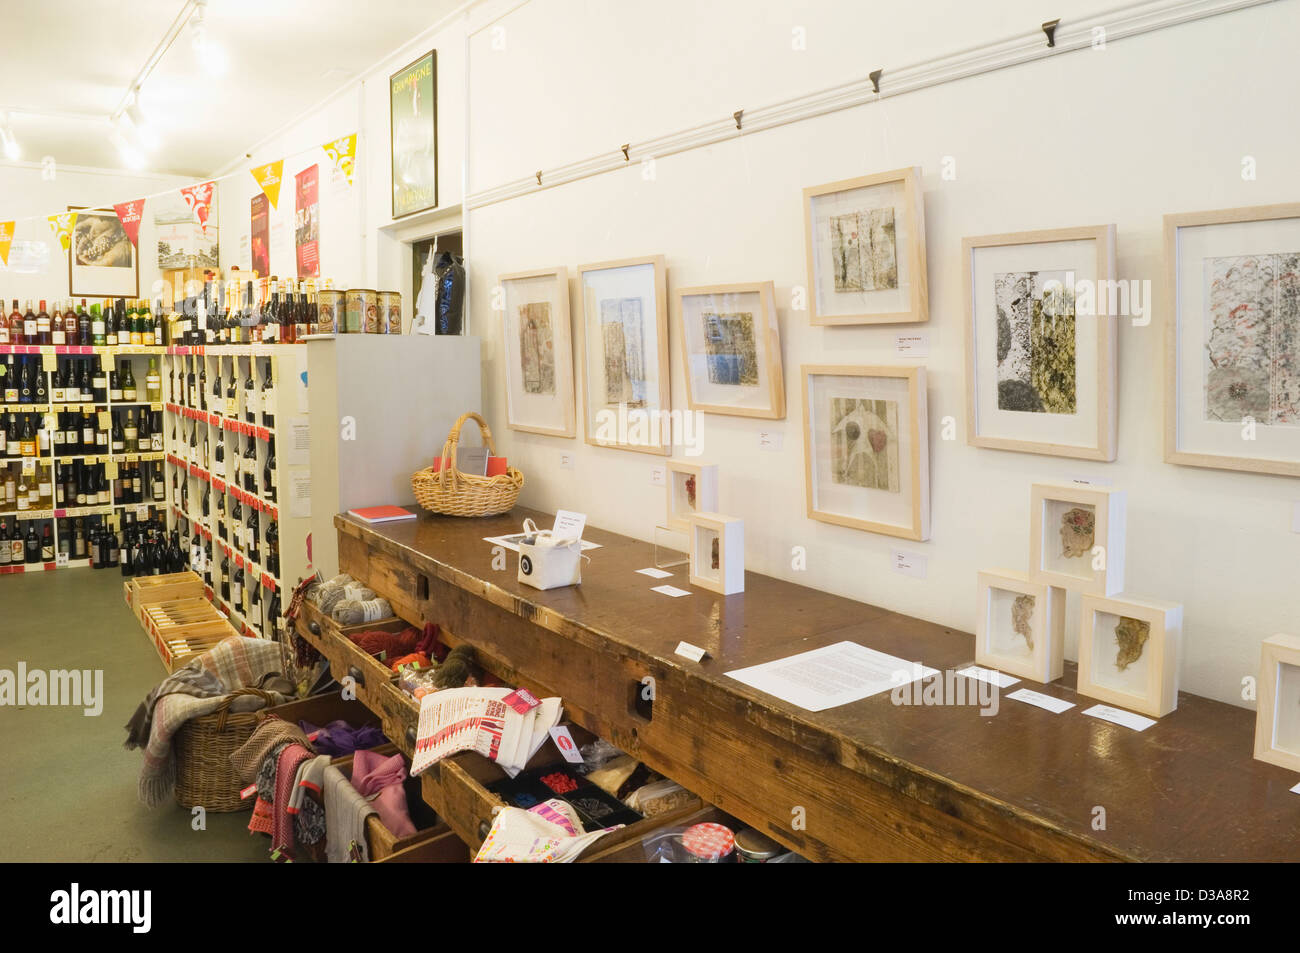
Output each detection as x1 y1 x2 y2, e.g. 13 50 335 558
289 754 330 846
324 764 375 863
230 716 314 785
298 719 384 757
350 748 416 837
272 744 314 860
134 637 290 807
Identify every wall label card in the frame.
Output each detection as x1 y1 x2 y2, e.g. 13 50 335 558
1007 688 1074 714
891 550 928 578
894 332 929 357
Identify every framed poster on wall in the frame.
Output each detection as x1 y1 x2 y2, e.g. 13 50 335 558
963 224 1117 461
68 207 138 298
500 265 575 437
390 50 438 219
1164 203 1300 476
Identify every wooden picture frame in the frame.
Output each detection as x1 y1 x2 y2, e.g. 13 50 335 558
1164 203 1300 477
500 266 575 438
1028 482 1125 596
801 364 929 541
68 207 139 298
665 461 719 532
577 255 671 455
1077 593 1183 718
688 512 744 595
802 167 927 325
1253 634 1300 772
975 570 1066 683
962 224 1117 461
389 49 438 219
676 281 785 419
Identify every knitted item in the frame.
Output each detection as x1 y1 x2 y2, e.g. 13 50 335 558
350 748 416 838
230 716 314 785
324 764 375 863
272 744 314 860
332 596 391 626
309 573 355 616
350 625 419 659
248 750 281 837
290 755 329 857
433 645 476 690
298 720 385 757
389 652 431 672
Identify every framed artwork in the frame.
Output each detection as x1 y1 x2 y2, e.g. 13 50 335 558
1077 593 1183 718
577 255 671 455
688 512 744 595
676 281 784 419
801 365 930 541
974 570 1066 684
665 461 718 532
390 50 438 219
1028 482 1125 595
1253 634 1300 772
1164 203 1300 476
68 207 139 298
500 266 575 437
963 224 1117 460
802 167 927 325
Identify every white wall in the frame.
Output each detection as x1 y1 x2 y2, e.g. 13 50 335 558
463 0 1300 708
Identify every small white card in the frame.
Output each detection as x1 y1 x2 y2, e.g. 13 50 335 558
552 509 587 540
894 331 929 357
955 665 1019 688
56 552 69 568
637 567 673 579
1290 780 1300 795
1007 688 1075 714
1082 704 1156 732
548 726 584 763
675 641 707 662
891 550 927 578
652 584 691 598
1070 475 1115 487
757 430 784 452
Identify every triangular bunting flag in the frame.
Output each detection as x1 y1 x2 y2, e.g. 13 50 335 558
47 212 78 251
250 160 285 209
113 199 145 247
322 134 357 186
0 221 13 267
180 181 215 228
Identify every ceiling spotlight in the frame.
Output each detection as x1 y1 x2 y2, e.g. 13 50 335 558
190 0 227 76
110 124 146 171
125 94 157 150
0 114 18 161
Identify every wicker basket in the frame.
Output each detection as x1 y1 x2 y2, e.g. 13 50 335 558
173 687 279 812
411 411 524 517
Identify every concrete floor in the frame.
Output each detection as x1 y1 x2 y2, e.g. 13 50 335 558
0 568 269 862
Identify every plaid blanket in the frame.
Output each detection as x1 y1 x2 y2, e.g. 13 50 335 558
135 636 290 807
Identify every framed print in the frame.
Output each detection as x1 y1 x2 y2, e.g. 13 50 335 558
975 570 1066 683
1164 203 1300 476
676 281 785 419
688 512 744 595
1077 593 1183 718
1028 482 1125 595
68 207 139 298
666 461 718 532
802 167 927 325
390 50 438 219
578 255 671 455
500 266 575 437
1253 634 1300 772
963 224 1117 461
801 365 929 541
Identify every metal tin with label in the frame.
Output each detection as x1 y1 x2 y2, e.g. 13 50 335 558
345 289 377 334
379 291 402 334
317 289 343 334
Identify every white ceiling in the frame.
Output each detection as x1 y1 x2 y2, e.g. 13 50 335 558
1 0 461 177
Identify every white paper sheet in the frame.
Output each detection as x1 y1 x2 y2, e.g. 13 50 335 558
955 665 1020 688
289 470 311 518
1007 688 1074 713
636 567 672 578
1082 703 1156 732
725 641 938 712
651 584 691 598
286 417 310 466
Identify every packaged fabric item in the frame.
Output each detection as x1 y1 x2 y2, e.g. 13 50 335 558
409 686 562 778
332 596 392 626
624 778 696 818
474 798 616 863
349 748 417 838
516 518 584 591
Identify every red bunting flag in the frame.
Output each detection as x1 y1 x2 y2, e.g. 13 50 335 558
180 180 216 227
113 199 145 248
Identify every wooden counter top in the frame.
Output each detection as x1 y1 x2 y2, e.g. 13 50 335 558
334 507 1300 862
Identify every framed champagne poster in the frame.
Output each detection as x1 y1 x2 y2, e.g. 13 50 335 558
390 50 438 219
676 281 785 419
578 255 671 455
1164 203 1300 476
802 167 927 325
963 224 1117 461
500 266 575 438
68 207 139 298
801 364 929 540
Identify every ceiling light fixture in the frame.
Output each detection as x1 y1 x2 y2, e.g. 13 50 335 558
111 121 146 170
190 1 227 76
125 92 158 151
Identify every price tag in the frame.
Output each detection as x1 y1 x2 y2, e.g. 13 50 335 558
108 514 120 531
104 461 119 479
150 402 162 411
98 411 110 428
136 505 148 520
503 688 541 714
240 784 257 800
21 457 35 474
674 641 708 662
56 552 69 567
100 352 111 370
548 726 584 764
42 351 57 371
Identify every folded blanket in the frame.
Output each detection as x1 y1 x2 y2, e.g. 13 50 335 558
324 764 376 863
134 637 290 808
123 666 225 750
230 716 314 785
350 748 416 838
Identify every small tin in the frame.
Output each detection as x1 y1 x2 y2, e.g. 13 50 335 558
345 288 376 334
681 822 735 863
317 289 343 334
734 828 784 862
379 290 402 334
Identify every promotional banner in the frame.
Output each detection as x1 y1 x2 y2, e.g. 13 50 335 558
0 221 13 266
251 193 270 278
47 212 78 251
250 160 284 209
322 133 357 186
294 164 320 278
179 181 216 228
113 199 145 247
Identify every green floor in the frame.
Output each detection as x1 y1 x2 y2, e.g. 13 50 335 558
0 568 269 862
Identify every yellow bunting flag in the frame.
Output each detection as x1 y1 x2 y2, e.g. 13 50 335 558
47 212 78 251
322 134 357 186
250 160 285 209
0 221 13 266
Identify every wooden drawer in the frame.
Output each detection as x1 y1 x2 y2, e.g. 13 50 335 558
577 805 732 863
296 601 407 713
263 690 377 730
374 829 470 863
331 744 447 862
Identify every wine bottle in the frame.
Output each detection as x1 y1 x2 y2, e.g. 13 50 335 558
51 300 66 346
121 362 137 402
24 521 40 563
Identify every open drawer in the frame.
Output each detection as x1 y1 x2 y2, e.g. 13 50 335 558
314 613 408 713
331 743 450 862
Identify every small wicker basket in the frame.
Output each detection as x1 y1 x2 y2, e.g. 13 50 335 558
173 687 279 812
411 411 524 517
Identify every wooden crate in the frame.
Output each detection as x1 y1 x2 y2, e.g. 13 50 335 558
152 620 239 673
126 572 204 623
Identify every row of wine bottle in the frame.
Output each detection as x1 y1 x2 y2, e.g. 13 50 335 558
170 355 276 429
1 355 162 407
1 409 165 459
0 298 163 347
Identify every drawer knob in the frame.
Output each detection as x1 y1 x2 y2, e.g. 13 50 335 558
478 820 492 841
308 621 321 636
405 726 417 748
347 665 365 687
